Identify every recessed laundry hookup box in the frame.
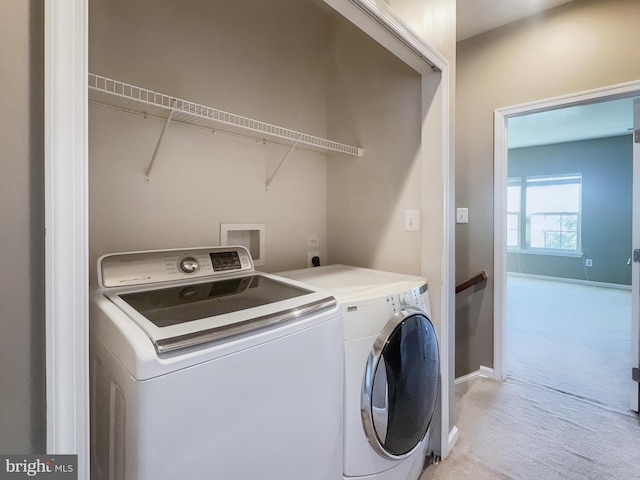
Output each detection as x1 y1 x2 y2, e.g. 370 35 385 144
220 223 265 266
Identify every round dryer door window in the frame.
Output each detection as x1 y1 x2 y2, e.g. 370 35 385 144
361 307 440 459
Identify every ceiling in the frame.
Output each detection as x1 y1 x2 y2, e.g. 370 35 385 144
457 0 574 41
508 99 635 148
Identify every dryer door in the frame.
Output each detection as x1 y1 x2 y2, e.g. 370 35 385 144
361 308 439 459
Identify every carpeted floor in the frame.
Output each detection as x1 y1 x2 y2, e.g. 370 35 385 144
420 377 640 480
506 276 632 412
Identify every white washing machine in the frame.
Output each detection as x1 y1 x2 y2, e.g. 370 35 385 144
90 246 344 480
277 265 440 480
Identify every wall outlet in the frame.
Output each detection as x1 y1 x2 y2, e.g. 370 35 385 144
585 258 593 267
308 251 320 268
308 234 320 247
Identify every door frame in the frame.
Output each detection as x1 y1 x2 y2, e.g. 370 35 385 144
44 0 89 474
633 98 640 410
494 80 640 397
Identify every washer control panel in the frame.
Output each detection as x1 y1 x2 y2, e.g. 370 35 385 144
99 246 254 288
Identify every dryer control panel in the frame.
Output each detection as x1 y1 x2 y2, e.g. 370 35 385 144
99 246 254 288
388 282 430 315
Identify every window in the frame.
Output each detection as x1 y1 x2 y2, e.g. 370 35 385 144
508 174 582 253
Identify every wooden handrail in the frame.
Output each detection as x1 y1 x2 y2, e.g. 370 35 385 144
456 270 488 294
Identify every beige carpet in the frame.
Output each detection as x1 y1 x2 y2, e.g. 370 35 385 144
420 377 640 480
506 276 631 412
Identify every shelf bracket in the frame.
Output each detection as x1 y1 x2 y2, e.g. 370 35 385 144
145 107 175 179
265 136 301 191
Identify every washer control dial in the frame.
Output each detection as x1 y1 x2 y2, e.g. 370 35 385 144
179 256 200 274
399 293 411 308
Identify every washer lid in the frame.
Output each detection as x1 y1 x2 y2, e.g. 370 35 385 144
106 273 337 354
118 274 306 327
361 308 440 459
96 246 337 353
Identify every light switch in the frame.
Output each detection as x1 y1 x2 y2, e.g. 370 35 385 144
405 209 420 232
456 208 469 224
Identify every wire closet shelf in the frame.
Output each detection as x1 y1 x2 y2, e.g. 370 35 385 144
88 73 363 158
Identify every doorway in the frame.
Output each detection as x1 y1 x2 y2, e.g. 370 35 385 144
506 102 633 410
493 82 640 413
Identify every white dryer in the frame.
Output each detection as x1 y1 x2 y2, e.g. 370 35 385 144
90 246 344 480
278 265 440 480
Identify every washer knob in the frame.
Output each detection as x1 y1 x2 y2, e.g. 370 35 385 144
399 293 411 308
179 256 200 274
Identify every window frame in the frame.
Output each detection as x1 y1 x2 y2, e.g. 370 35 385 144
507 173 583 256
506 178 522 249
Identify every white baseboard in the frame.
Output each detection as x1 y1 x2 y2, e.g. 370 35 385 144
479 365 496 378
447 425 459 451
455 365 496 385
507 272 631 290
455 370 479 385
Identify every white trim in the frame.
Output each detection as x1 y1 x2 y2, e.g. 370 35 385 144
508 248 584 258
455 365 496 385
323 0 448 73
446 426 459 454
44 0 89 477
455 370 481 385
349 0 448 70
632 99 640 412
494 110 508 381
494 79 640 388
497 80 640 117
436 67 455 460
508 272 632 291
479 365 496 379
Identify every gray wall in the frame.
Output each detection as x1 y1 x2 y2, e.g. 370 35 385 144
326 18 423 274
88 0 427 280
456 0 640 377
0 0 46 452
89 0 332 279
507 135 633 285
